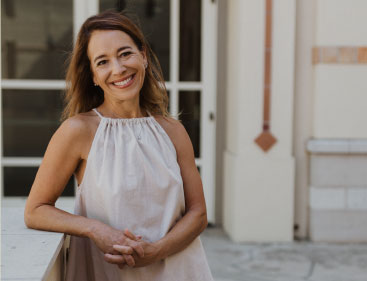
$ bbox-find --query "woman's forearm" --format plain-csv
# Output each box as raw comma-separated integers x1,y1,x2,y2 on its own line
25,204,144,261
155,208,207,260
24,203,100,239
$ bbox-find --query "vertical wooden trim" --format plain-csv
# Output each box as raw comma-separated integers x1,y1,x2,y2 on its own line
255,0,277,152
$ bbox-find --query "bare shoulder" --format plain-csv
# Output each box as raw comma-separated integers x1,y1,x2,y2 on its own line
153,115,192,153
51,111,100,154
154,115,186,137
59,111,99,137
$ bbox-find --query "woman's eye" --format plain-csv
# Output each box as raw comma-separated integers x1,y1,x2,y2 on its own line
97,60,107,66
120,51,132,57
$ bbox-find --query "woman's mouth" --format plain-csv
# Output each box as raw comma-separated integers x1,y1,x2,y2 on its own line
112,74,135,89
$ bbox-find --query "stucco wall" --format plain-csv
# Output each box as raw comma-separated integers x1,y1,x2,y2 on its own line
223,0,295,242
314,65,367,138
309,0,367,242
316,0,367,45
313,0,367,138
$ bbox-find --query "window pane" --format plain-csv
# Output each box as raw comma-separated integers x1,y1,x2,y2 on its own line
1,0,73,79
3,167,74,196
179,0,201,81
99,0,170,81
3,90,63,156
179,91,200,157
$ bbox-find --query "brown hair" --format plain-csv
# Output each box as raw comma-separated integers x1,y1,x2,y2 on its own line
62,11,169,120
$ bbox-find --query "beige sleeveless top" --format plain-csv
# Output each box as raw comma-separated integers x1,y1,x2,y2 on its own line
65,108,213,281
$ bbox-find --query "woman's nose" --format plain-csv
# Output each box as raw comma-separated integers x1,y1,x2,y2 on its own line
111,59,126,74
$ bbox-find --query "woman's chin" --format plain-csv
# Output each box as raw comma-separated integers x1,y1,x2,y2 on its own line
109,90,141,103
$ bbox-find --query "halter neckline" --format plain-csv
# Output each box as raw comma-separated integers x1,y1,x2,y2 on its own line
92,108,152,121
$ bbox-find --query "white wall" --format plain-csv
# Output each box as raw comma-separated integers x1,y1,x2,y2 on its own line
223,0,296,242
309,0,367,242
313,0,367,138
316,0,367,45
314,66,367,138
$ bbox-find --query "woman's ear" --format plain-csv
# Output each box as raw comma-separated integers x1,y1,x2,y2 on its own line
140,47,147,65
91,70,98,86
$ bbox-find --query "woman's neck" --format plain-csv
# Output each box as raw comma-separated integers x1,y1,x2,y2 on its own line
98,99,146,119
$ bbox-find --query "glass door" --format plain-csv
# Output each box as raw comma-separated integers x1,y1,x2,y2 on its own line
1,0,75,196
98,0,218,222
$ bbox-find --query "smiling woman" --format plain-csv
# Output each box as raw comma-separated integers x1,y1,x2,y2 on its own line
24,11,213,281
88,30,147,113
62,11,169,120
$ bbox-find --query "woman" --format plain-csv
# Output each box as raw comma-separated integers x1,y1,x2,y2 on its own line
24,11,213,281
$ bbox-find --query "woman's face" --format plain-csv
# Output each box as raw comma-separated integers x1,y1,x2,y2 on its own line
87,30,147,103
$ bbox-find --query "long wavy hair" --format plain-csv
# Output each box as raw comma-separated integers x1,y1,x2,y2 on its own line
62,11,169,120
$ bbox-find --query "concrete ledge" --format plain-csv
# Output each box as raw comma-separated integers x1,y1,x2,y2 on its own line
1,198,74,281
307,139,367,154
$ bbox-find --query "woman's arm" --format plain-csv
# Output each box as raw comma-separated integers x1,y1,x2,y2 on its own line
154,119,208,258
24,116,143,264
106,117,207,267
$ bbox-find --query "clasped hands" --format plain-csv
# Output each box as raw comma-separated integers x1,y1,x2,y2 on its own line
92,224,161,269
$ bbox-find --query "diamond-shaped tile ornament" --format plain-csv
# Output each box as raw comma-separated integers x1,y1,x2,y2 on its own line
255,131,277,152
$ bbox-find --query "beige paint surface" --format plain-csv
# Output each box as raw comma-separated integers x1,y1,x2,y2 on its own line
316,0,367,45
223,0,295,241
314,65,367,138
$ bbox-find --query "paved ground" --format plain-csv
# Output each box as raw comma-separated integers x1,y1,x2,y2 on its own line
201,227,367,281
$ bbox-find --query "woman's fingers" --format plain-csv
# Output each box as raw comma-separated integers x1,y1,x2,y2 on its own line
123,229,145,258
112,245,133,255
104,253,135,267
124,228,137,240
126,239,144,258
123,254,135,267
113,243,142,260
104,253,124,264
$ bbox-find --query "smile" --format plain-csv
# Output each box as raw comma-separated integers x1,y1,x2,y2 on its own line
112,74,135,88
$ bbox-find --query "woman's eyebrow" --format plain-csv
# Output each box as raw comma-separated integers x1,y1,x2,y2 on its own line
93,46,132,63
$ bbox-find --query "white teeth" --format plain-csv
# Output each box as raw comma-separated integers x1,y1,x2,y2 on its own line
113,75,133,86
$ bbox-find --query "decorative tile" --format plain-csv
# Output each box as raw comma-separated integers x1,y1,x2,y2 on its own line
312,47,320,64
338,47,357,63
321,47,338,63
357,47,367,63
313,46,367,64
255,131,277,152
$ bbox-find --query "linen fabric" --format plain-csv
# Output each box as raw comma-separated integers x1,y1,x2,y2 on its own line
65,108,213,281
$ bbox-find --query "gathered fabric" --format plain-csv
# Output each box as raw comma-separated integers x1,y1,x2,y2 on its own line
65,108,213,281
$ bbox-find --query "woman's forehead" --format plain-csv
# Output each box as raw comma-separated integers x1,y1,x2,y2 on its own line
88,30,136,56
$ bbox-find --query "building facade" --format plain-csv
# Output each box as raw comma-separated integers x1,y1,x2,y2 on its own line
1,0,367,242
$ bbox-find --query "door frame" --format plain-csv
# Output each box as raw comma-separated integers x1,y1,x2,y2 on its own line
1,0,218,224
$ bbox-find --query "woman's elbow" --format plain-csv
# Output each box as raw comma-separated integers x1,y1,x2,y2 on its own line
24,209,33,229
24,201,39,229
197,209,208,234
24,206,35,229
